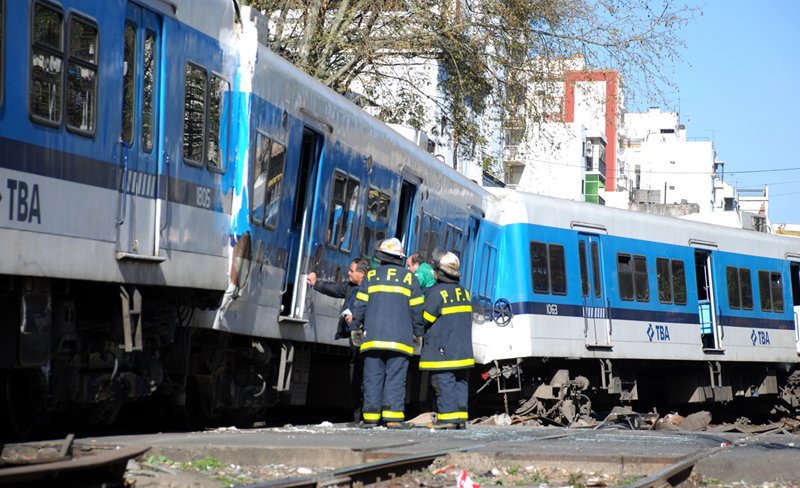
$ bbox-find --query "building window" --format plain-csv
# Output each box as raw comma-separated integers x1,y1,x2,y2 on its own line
726,266,753,310
250,131,285,229
530,242,567,295
65,15,97,135
326,172,359,252
183,62,207,164
30,2,63,125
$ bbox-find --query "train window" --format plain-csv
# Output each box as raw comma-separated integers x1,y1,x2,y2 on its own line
420,212,441,257
633,255,649,302
657,258,672,303
529,242,566,295
657,258,687,305
760,271,785,313
726,267,741,309
578,241,589,297
549,244,567,295
617,254,634,301
30,2,64,126
65,15,97,135
530,242,549,294
759,270,771,312
265,141,286,228
363,188,390,255
121,22,135,145
672,260,687,305
452,228,462,253
207,74,230,171
142,31,156,152
0,1,3,106
183,62,207,165
250,132,285,229
326,172,359,252
444,225,453,251
771,272,784,312
739,268,753,310
591,242,602,298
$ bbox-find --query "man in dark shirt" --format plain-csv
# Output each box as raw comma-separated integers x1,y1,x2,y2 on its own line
308,258,370,421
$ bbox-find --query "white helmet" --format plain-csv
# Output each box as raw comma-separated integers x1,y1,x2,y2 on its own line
438,252,461,278
377,237,405,258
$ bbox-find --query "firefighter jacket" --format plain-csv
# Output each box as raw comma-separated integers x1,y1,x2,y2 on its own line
312,279,358,339
351,264,424,355
418,281,475,370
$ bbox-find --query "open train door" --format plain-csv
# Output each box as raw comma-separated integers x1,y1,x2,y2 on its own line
279,127,323,323
578,233,611,348
116,2,164,262
790,261,800,354
395,170,420,252
693,247,721,350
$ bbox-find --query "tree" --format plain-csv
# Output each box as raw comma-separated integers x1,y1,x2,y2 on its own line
241,0,697,174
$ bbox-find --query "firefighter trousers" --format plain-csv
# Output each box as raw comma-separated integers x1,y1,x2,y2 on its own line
431,369,469,424
361,350,409,424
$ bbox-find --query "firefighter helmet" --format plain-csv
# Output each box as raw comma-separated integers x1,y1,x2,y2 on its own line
437,252,461,278
377,237,405,258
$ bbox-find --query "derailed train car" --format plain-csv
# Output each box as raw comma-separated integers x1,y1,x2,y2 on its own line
471,189,800,422
0,0,487,436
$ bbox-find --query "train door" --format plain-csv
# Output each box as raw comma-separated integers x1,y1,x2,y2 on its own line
395,175,418,251
462,216,481,289
790,262,800,353
117,3,163,260
578,234,610,347
694,250,720,349
280,127,322,322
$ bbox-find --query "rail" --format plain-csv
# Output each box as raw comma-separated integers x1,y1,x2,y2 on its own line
0,435,147,487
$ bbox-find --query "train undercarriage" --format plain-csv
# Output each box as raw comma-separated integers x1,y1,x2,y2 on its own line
476,357,800,426
0,274,352,438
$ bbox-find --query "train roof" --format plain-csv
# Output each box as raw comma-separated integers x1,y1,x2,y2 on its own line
489,188,800,259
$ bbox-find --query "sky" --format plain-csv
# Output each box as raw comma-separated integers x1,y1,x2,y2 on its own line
663,0,800,224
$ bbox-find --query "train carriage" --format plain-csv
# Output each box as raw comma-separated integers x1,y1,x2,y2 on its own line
0,0,490,435
472,189,800,420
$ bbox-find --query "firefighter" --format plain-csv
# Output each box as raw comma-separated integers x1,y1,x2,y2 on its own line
418,252,474,429
350,238,423,428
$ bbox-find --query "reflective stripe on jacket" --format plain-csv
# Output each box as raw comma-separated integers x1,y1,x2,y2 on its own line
351,264,423,355
419,281,474,370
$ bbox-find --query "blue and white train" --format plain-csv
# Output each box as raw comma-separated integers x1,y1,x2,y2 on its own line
472,189,800,422
1,0,799,436
0,0,486,435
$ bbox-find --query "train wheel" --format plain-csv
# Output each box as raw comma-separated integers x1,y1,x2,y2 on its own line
166,379,201,431
0,369,41,439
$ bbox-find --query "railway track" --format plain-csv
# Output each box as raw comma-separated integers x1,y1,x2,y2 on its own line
0,434,148,487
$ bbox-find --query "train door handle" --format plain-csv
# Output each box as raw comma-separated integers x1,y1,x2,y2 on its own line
116,139,130,226
160,153,171,231
280,231,295,294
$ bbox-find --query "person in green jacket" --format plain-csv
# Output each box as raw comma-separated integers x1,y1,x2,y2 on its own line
407,252,435,289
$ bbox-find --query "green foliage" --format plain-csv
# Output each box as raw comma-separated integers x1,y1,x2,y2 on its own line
241,0,698,170
505,464,521,475
183,456,224,471
144,454,172,466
